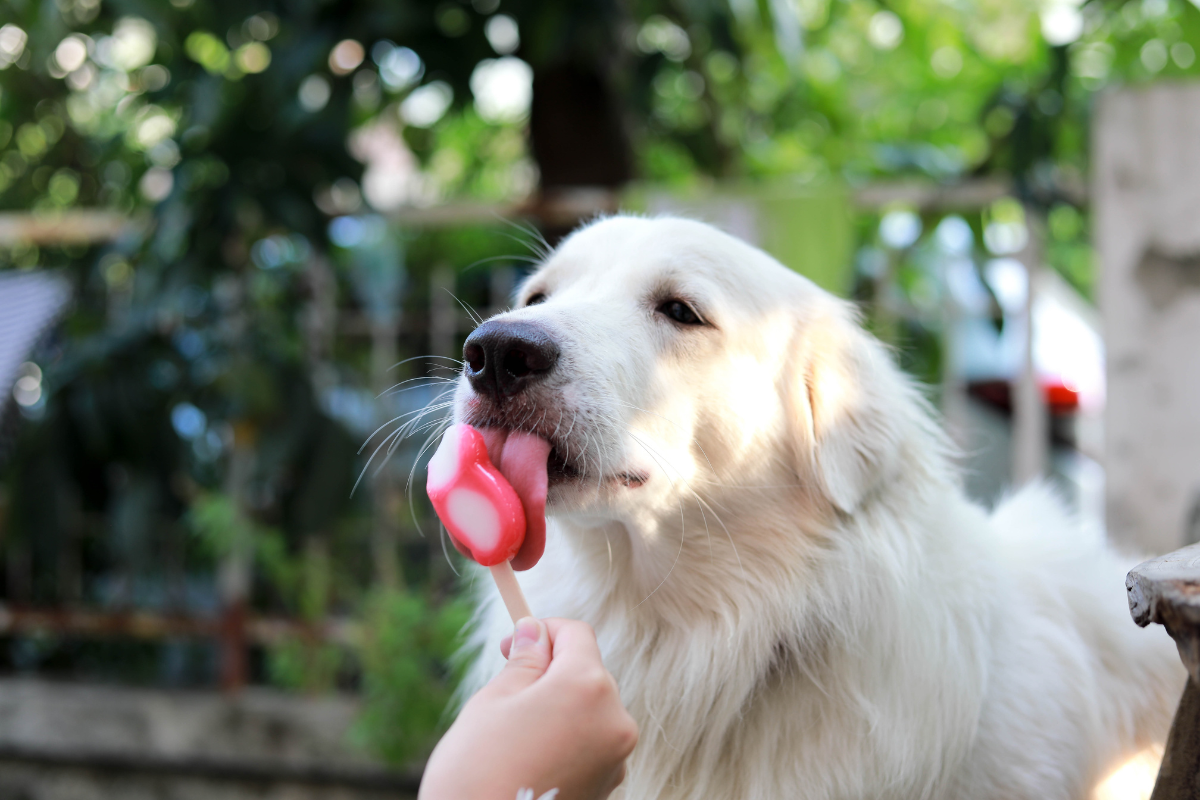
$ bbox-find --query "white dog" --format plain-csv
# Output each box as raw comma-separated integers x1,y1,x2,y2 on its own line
451,215,1185,800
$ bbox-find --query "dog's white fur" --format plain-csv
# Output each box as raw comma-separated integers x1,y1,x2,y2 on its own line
454,216,1185,800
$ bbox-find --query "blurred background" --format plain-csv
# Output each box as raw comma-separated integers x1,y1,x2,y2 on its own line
0,0,1197,795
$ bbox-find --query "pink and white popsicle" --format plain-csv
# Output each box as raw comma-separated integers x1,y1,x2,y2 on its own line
426,424,548,621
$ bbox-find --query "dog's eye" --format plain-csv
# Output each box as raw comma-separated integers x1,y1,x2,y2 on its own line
657,299,703,326
525,292,547,307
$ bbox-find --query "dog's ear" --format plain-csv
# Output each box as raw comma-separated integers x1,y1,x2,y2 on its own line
788,312,907,513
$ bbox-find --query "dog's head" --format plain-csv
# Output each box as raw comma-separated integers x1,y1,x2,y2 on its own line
453,216,936,578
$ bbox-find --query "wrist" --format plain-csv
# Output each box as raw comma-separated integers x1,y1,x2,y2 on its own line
419,778,559,800
418,759,559,800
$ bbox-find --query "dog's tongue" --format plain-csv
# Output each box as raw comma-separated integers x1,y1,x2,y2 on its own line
480,428,550,571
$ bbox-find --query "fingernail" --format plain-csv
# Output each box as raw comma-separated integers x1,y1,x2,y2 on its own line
512,617,541,651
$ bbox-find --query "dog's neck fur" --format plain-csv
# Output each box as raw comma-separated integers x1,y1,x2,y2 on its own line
492,414,985,799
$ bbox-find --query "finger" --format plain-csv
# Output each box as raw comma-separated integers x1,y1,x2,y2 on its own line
485,617,551,695
502,617,575,660
612,761,627,791
542,619,605,673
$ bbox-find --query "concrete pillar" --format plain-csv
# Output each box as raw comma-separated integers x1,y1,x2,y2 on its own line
1095,85,1200,555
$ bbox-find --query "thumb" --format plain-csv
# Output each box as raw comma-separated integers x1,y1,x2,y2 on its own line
488,617,551,695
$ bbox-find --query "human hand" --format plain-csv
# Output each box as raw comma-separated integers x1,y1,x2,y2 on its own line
419,617,639,800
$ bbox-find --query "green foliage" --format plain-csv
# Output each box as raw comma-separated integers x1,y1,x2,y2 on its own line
188,493,471,756
405,107,535,202
625,0,1200,192
1046,201,1092,296
187,490,299,603
351,589,471,766
267,636,345,693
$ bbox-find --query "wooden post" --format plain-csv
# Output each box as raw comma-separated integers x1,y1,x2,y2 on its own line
430,265,457,361
57,486,82,605
488,265,516,319
0,487,28,604
1150,679,1200,800
1011,208,1047,486
300,253,337,621
218,599,248,692
1127,544,1200,798
939,260,969,451
218,421,256,693
370,318,402,590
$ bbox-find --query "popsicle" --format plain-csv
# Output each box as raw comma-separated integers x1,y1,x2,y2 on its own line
426,424,546,622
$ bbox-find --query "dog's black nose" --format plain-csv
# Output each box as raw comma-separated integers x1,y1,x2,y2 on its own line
463,319,559,401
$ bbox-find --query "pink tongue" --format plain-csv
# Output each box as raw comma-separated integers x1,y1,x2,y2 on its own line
480,428,550,571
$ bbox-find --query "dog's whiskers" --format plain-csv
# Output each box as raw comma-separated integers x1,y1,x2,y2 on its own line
496,217,554,263
353,393,453,497
392,413,453,458
437,521,460,576
405,416,455,541
460,253,543,274
357,397,451,457
625,430,717,563
610,399,722,480
387,354,465,372
443,288,486,327
352,355,462,553
610,400,806,492
589,406,746,587
376,380,456,400
591,415,689,608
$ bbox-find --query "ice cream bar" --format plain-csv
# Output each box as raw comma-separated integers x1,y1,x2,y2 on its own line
427,424,532,621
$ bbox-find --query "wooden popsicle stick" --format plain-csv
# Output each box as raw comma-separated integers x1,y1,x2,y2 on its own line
489,560,533,623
